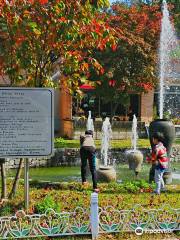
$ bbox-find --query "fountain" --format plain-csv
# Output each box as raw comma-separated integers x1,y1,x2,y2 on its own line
159,0,179,118
131,114,138,151
86,111,94,132
101,117,112,166
126,115,143,177
97,117,116,182
85,111,100,174
149,0,178,184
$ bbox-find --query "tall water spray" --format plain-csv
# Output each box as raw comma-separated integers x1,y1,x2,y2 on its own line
159,0,179,118
86,111,94,132
101,117,112,166
131,115,138,151
126,114,143,175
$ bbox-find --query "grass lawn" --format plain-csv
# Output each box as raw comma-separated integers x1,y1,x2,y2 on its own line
54,138,151,148
54,138,180,148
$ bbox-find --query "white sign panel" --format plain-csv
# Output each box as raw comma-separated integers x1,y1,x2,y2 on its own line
0,88,54,157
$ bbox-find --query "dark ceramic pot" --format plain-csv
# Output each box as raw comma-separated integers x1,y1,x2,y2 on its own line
148,119,175,184
149,119,175,157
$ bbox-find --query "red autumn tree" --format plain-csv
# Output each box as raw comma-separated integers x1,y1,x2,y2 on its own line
0,0,116,199
0,0,116,90
90,3,162,117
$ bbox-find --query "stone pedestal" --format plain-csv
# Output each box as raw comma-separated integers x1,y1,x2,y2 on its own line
163,170,172,185
97,166,116,182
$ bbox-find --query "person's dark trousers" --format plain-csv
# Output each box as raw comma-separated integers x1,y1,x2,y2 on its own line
80,146,97,189
149,164,156,183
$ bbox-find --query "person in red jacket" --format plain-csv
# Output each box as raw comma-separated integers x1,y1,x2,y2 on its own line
147,132,169,194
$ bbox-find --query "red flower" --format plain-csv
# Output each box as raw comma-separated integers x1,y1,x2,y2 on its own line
39,0,48,5
108,79,116,87
111,44,117,52
100,67,105,75
137,82,153,90
28,0,34,4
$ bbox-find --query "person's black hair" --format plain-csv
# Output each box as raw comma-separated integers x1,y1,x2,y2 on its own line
85,130,93,135
152,132,164,142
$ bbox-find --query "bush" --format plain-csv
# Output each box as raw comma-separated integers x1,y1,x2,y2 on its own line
35,195,60,214
0,203,13,216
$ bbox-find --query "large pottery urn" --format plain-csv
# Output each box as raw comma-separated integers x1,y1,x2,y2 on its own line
126,150,143,176
149,119,175,184
149,119,175,157
97,166,116,182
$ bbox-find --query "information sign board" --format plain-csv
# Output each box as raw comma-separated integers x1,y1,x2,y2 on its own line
0,88,54,157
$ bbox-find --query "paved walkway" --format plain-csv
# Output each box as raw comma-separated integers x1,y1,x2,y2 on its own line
172,172,180,179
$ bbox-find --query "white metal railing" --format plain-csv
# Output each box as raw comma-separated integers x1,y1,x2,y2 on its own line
0,193,179,239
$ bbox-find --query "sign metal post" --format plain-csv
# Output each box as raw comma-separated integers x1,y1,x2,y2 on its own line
0,88,54,211
24,158,29,210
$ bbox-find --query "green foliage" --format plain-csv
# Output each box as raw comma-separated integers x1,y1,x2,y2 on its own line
35,195,60,214
172,118,180,125
0,177,179,218
0,203,12,216
153,105,158,120
163,111,171,120
102,180,154,193
54,138,150,148
54,137,66,145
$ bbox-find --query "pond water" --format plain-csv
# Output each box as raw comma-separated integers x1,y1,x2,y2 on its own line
7,163,180,184
8,166,81,182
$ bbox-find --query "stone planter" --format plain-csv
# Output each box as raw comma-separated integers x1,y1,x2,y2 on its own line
97,166,116,182
163,170,172,185
126,150,143,176
126,151,135,170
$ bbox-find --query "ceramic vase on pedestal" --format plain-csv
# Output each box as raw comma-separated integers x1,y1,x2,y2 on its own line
97,166,116,182
149,119,175,184
127,150,143,177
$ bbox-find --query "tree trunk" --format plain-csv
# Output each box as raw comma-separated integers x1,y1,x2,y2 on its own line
9,158,23,199
110,102,119,121
0,161,7,199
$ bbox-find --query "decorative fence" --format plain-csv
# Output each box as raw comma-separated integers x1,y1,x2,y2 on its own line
0,193,179,239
